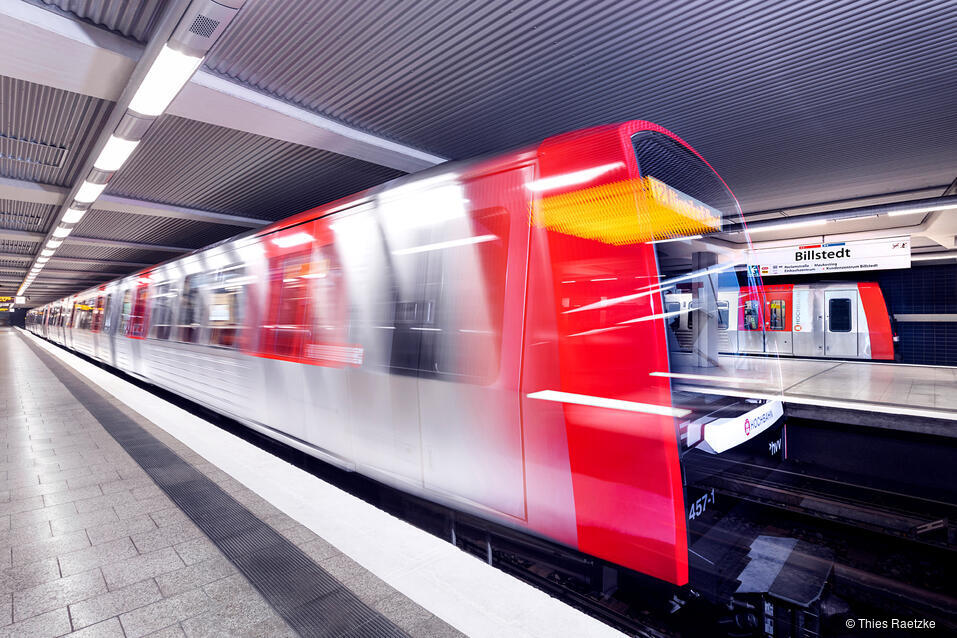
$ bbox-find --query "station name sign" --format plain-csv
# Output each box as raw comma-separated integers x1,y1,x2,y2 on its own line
748,236,910,277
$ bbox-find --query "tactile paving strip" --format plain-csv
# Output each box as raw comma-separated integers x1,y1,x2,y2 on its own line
24,336,408,638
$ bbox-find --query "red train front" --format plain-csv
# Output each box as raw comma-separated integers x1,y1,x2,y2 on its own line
27,120,786,589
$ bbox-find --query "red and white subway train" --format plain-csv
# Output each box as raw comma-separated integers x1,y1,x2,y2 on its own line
665,282,896,360
29,121,789,589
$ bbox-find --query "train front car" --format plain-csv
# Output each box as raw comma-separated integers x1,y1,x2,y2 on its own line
522,121,784,590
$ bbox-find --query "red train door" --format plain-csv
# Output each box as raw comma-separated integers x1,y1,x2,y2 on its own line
764,286,793,354
738,288,765,353
259,222,319,442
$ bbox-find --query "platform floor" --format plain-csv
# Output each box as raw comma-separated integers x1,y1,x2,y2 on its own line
670,353,957,422
3,328,624,638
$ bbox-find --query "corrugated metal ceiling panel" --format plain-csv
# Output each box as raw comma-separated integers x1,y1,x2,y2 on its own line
54,243,184,265
0,240,37,254
36,0,166,42
0,75,113,187
0,200,58,233
206,0,957,211
76,209,247,249
107,115,405,221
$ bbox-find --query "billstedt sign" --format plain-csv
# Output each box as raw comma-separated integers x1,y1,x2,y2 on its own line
748,236,911,277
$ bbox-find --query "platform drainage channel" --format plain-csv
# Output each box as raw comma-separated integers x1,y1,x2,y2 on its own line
25,337,408,638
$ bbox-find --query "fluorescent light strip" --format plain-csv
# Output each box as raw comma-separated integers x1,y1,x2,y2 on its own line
63,208,86,224
94,135,140,172
911,253,957,262
887,202,957,216
75,181,107,203
527,389,690,418
392,234,496,256
52,226,72,238
129,45,204,117
746,219,828,234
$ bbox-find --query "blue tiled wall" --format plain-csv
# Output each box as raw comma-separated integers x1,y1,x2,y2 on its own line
748,263,957,365
876,264,957,366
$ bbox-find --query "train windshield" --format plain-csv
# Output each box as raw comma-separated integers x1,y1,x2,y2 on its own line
634,131,784,451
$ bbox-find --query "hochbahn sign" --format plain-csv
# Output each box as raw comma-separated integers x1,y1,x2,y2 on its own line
748,236,911,277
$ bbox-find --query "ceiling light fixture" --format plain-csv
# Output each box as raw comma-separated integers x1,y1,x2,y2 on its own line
93,135,141,172
16,1,245,298
887,202,957,216
746,219,829,234
75,180,107,203
128,45,204,117
62,208,87,224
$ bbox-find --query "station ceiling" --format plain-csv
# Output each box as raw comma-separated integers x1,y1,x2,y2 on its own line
1,0,955,304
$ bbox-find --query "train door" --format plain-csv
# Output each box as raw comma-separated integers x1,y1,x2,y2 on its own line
260,224,317,444
824,289,858,357
738,288,765,353
101,288,118,367
764,287,792,354
791,285,823,357
113,285,132,369
91,294,105,361
415,180,527,520
296,222,353,463
716,291,737,353
338,201,424,484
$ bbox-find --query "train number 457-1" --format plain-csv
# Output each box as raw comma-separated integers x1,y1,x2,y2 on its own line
687,488,716,521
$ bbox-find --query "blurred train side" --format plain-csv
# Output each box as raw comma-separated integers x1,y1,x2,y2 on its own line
27,121,744,587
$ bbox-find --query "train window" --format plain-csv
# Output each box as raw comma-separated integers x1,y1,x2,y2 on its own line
207,264,247,349
148,283,174,340
717,301,729,330
270,254,312,357
306,246,348,358
125,285,149,337
632,131,737,216
768,300,787,331
80,302,94,330
119,290,134,334
92,296,104,332
175,274,207,343
103,294,115,335
743,300,760,330
666,301,681,333
420,205,510,383
829,298,852,332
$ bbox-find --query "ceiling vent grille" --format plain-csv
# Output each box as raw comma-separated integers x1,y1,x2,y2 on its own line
189,14,220,38
0,134,67,168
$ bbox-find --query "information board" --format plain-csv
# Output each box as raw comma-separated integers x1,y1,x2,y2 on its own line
748,236,910,277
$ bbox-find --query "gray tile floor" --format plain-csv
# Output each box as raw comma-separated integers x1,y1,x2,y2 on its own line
0,330,463,638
